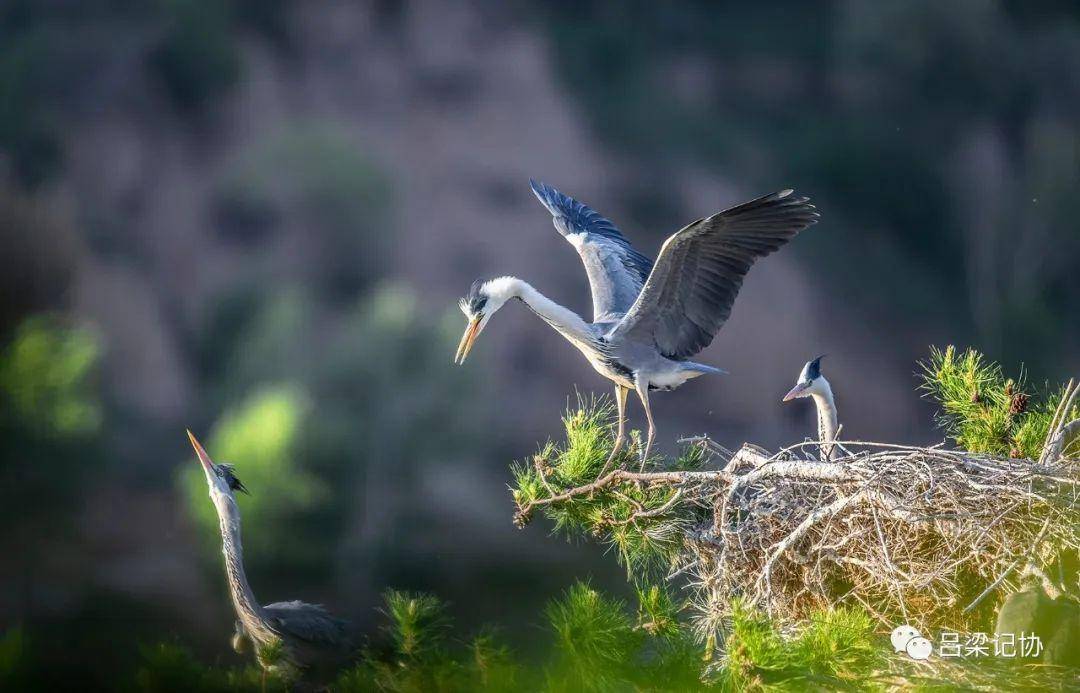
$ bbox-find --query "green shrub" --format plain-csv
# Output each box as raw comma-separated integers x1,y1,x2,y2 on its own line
545,581,641,689
919,345,1079,459
511,397,703,575
134,641,283,693
381,590,450,662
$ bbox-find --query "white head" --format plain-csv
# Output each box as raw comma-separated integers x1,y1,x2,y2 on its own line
187,430,249,512
454,277,518,364
782,355,828,402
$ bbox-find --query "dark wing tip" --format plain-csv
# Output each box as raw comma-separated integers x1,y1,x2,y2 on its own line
529,179,557,209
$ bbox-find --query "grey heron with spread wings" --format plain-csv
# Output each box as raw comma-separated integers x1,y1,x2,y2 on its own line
186,431,354,681
455,181,818,467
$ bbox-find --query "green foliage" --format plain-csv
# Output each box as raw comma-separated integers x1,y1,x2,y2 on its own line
337,581,706,692
717,601,882,691
469,628,520,691
545,581,641,689
134,641,284,693
188,281,486,591
919,345,1079,459
336,591,482,692
636,583,681,639
0,315,107,595
380,590,451,662
256,637,287,669
11,595,1080,691
179,385,329,572
555,399,617,485
512,398,699,575
0,627,28,690
792,609,879,684
0,316,101,436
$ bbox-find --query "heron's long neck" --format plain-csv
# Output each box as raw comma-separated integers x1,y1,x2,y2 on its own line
811,378,838,460
216,500,273,641
510,279,595,346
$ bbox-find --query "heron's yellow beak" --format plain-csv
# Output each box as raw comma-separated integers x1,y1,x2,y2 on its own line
454,316,482,364
782,384,807,402
187,429,214,472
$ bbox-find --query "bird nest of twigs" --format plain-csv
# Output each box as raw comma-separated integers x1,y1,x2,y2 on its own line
512,402,1080,639
687,438,1079,633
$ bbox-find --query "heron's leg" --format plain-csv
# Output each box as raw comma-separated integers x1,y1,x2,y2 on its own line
634,377,655,471
597,385,630,479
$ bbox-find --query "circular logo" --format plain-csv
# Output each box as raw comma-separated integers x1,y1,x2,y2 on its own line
905,636,933,660
891,625,921,653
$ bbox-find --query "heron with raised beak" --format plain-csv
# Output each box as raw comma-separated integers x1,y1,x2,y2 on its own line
456,180,818,468
186,430,354,680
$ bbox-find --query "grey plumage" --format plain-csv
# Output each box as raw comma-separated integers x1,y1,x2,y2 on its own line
612,189,818,359
263,601,351,646
530,179,653,322
457,182,818,466
186,431,354,680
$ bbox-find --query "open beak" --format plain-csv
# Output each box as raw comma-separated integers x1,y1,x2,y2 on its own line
782,384,808,402
454,316,482,364
187,429,214,473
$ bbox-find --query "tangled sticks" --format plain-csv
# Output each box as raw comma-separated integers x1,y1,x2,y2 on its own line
513,396,1080,636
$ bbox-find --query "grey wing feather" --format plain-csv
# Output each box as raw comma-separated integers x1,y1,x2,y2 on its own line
530,180,653,322
264,600,352,647
612,190,818,359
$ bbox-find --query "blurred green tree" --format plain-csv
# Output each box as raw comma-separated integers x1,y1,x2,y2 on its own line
183,283,486,586
0,316,101,436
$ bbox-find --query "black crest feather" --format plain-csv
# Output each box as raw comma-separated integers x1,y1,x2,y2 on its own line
459,279,487,316
805,354,826,381
218,463,249,495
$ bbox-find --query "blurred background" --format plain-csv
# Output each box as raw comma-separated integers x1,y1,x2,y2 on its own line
1,0,1078,684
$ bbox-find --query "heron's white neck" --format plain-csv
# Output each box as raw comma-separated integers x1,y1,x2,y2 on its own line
214,497,273,642
491,277,594,344
810,377,838,460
